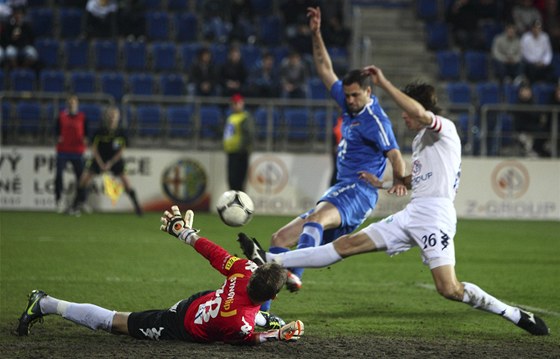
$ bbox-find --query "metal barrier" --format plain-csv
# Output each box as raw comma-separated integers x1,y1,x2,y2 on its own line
0,92,114,146
121,94,339,153
480,104,559,157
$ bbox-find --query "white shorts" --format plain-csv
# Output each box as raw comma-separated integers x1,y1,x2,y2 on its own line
362,198,457,269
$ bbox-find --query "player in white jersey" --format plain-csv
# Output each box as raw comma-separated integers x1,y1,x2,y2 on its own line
239,65,550,336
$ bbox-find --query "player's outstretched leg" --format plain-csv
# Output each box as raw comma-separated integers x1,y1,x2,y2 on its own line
516,309,550,336
237,233,266,265
15,290,47,336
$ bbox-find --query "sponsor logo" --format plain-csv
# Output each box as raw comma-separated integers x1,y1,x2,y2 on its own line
249,156,288,194
225,256,239,270
161,159,207,204
491,161,529,199
412,159,421,175
139,327,164,340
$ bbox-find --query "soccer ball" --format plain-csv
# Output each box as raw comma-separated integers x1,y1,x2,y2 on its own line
216,190,254,227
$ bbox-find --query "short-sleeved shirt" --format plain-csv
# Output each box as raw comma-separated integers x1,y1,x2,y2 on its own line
91,127,128,161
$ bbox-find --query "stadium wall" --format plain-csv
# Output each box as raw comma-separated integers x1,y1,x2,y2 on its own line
1,146,559,220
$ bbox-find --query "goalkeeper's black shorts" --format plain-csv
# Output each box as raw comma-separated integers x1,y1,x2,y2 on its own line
127,290,212,341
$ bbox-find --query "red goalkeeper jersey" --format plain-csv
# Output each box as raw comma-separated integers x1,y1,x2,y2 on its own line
184,237,260,344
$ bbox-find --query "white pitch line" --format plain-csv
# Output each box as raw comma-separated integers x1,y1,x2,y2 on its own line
415,282,560,317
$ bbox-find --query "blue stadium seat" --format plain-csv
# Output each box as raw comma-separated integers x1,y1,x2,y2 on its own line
40,70,66,93
58,8,84,39
209,44,228,66
476,82,500,106
99,72,125,102
92,39,119,70
80,103,104,131
259,15,283,46
167,0,188,11
447,82,472,104
313,110,338,141
2,101,11,135
160,74,186,96
129,73,155,95
308,77,328,100
436,50,460,80
180,43,203,71
199,106,223,139
174,12,198,42
532,83,555,104
425,22,449,50
10,69,36,91
251,0,273,15
64,39,89,69
28,7,54,38
35,38,59,68
240,44,262,69
254,107,281,140
166,106,193,137
70,71,96,94
135,105,162,136
553,52,560,79
15,101,42,135
502,83,520,104
284,108,310,141
0,70,4,91
480,21,503,50
123,41,147,72
146,12,170,41
152,41,177,72
143,0,162,10
416,0,438,20
464,51,489,81
272,45,290,64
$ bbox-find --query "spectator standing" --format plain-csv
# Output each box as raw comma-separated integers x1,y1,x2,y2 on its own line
189,47,219,96
248,51,280,98
280,50,309,99
491,23,524,83
0,6,37,69
85,0,118,39
520,20,554,83
72,106,143,216
223,94,255,191
220,45,248,97
54,94,88,213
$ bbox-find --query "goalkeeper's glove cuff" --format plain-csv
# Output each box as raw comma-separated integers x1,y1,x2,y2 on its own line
177,228,199,245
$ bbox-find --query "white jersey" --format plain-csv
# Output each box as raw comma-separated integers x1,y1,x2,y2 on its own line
410,112,461,202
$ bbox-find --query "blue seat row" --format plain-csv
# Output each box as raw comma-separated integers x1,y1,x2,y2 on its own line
446,81,557,105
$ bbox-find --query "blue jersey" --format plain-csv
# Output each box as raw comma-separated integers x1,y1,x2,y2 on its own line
330,80,399,182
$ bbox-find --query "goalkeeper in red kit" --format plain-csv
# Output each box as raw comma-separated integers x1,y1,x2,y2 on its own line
15,206,304,345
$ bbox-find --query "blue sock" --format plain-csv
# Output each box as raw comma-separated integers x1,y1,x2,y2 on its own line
261,246,290,311
292,222,324,278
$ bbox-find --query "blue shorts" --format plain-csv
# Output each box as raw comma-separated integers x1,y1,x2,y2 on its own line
300,180,378,244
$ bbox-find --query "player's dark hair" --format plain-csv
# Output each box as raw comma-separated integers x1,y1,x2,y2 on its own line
402,82,441,115
342,69,370,89
247,263,287,303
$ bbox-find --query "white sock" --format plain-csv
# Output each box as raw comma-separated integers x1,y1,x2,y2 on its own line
39,295,62,315
269,242,342,268
62,302,116,332
462,282,521,323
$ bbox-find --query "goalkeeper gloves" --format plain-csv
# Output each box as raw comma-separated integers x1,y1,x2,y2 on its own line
259,320,304,342
160,205,199,244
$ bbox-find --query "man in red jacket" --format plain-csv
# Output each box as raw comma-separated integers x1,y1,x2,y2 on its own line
54,94,88,213
15,206,304,345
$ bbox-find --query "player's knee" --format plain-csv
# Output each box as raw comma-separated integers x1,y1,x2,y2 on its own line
270,230,292,248
435,282,463,301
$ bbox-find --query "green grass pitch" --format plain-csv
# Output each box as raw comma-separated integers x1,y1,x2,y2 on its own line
1,211,559,349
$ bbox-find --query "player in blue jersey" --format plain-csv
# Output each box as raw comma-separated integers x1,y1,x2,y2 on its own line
252,6,407,312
